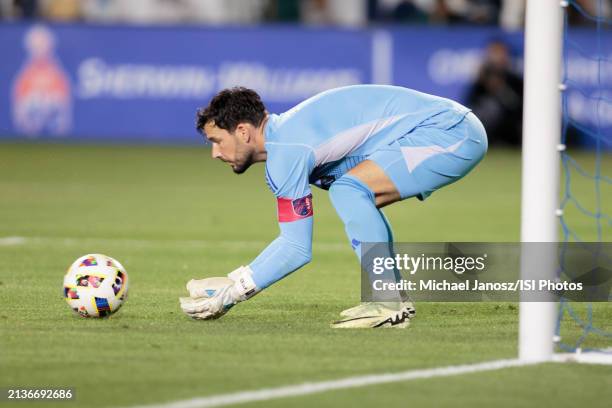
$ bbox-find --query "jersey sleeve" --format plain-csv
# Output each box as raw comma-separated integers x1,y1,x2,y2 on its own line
248,143,316,289
264,143,314,199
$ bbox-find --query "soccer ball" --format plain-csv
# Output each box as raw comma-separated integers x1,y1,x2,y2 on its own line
63,254,128,318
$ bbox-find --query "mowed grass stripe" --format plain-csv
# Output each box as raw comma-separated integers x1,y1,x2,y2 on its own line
124,359,533,408
0,235,348,252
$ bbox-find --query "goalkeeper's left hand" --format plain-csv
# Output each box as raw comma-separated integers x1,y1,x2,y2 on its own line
179,266,258,320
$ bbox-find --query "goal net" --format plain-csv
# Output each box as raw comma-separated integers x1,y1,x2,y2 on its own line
555,0,612,357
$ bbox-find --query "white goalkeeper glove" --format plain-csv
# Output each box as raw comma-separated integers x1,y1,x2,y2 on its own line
179,266,258,320
331,301,416,328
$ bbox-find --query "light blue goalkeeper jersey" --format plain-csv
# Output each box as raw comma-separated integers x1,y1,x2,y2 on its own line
249,84,471,289
263,84,470,198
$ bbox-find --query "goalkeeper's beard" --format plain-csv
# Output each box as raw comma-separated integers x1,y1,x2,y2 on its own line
231,145,255,174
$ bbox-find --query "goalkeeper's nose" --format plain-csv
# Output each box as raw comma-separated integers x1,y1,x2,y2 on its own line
211,143,223,160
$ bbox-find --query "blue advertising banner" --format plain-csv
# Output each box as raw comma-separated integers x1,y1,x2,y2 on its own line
389,26,523,104
0,22,609,146
563,29,612,147
0,23,370,143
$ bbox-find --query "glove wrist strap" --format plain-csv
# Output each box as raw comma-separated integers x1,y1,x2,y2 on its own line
228,265,259,301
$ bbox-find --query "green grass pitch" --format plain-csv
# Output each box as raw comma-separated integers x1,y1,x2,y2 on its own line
0,142,610,408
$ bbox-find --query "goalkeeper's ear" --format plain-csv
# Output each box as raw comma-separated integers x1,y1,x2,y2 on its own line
235,123,252,144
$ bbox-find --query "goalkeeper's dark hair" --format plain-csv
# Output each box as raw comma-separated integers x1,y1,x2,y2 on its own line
196,87,266,134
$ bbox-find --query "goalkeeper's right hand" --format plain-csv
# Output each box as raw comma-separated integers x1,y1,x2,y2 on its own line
179,266,258,320
185,276,236,299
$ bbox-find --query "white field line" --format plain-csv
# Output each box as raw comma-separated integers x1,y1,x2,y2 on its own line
553,349,612,365
0,236,348,253
0,236,27,246
124,359,535,408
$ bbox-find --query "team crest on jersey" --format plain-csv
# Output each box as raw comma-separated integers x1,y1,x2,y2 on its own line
12,25,72,137
292,195,312,216
277,194,313,222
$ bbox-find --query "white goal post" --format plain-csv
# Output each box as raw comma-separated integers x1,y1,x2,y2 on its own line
519,0,564,362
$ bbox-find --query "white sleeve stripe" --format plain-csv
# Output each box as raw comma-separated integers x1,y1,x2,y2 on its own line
313,113,407,166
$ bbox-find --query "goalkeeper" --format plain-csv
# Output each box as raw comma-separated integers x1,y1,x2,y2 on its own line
180,85,487,328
